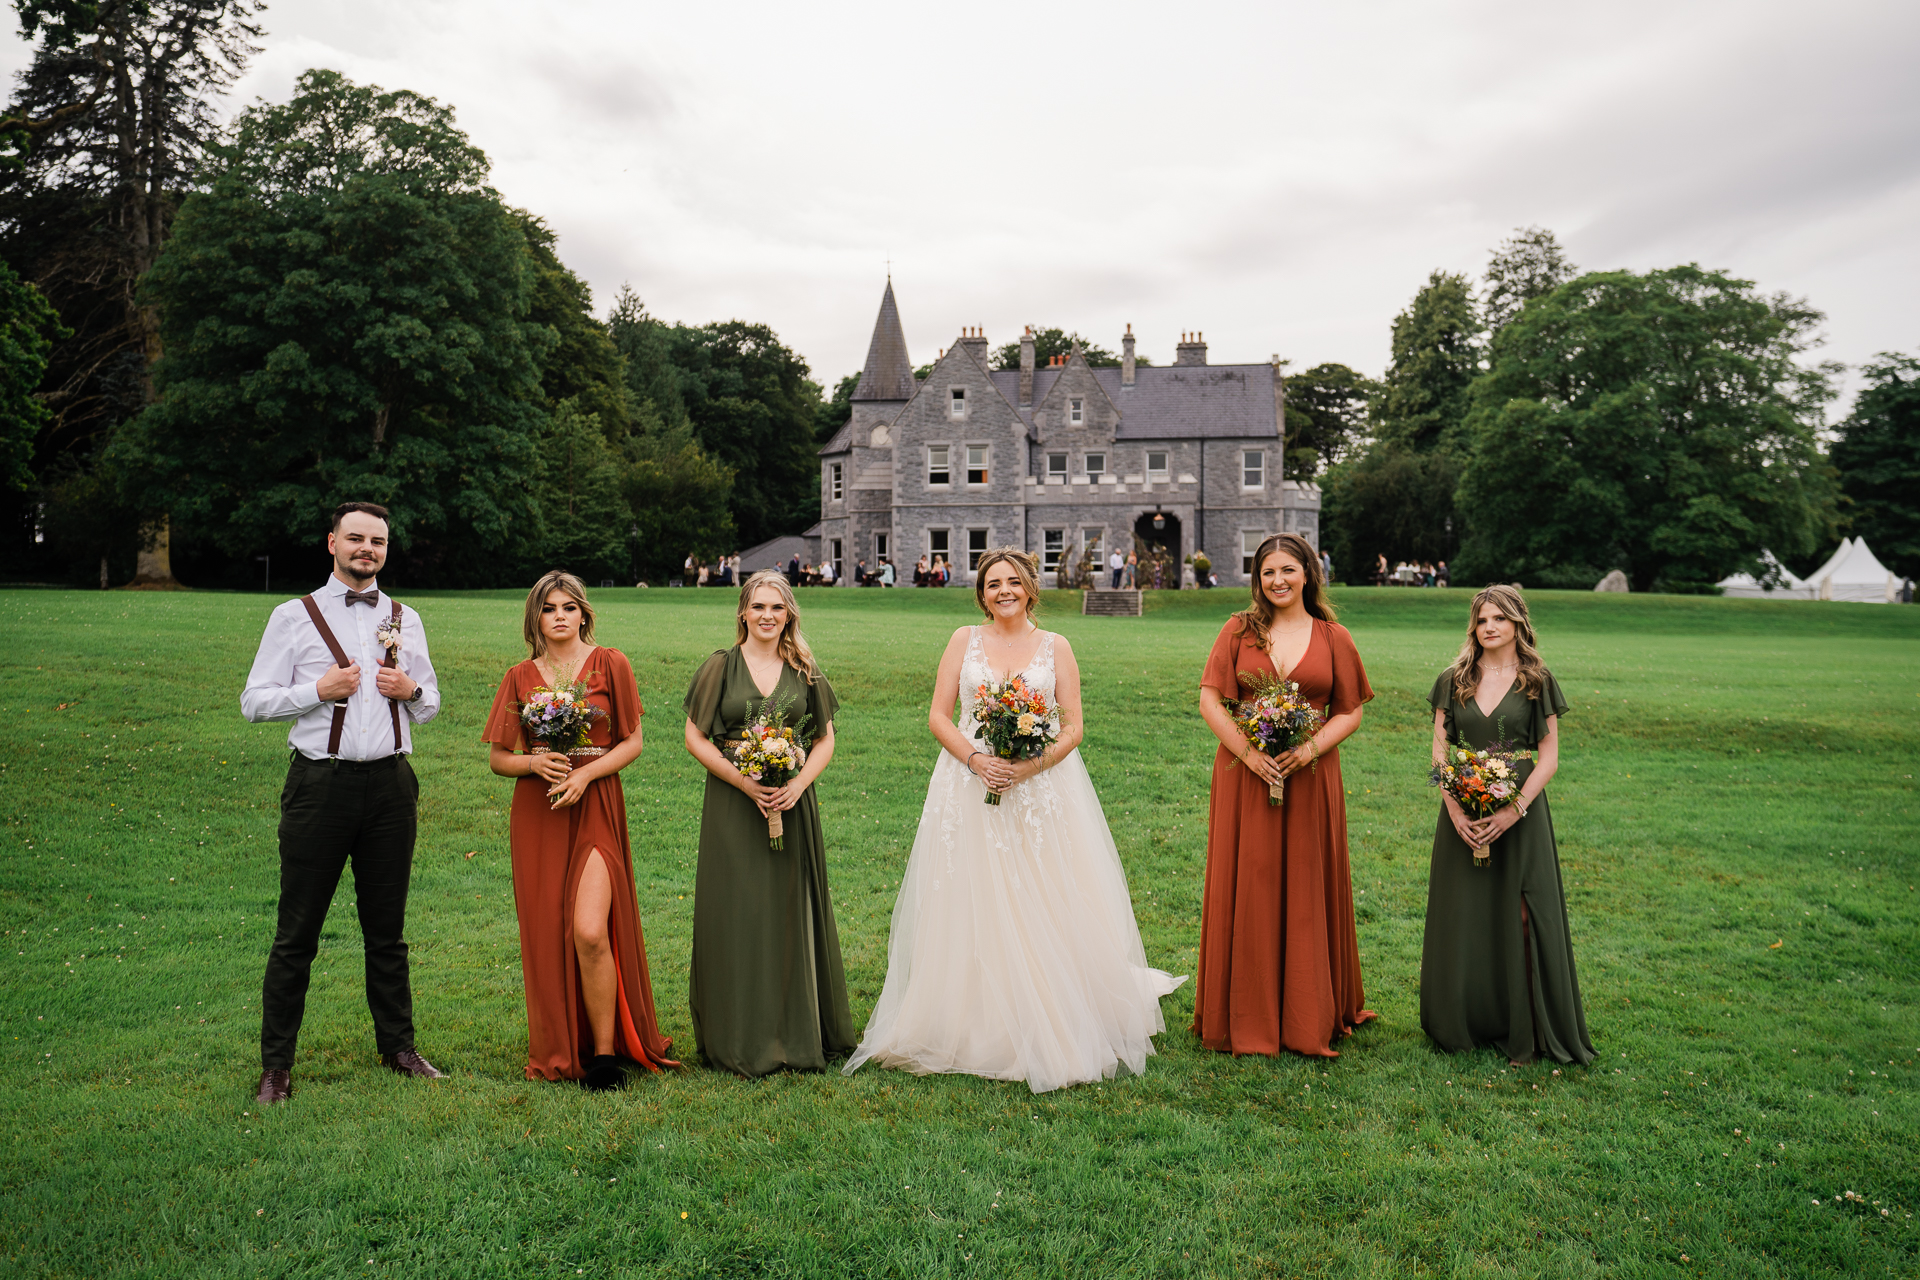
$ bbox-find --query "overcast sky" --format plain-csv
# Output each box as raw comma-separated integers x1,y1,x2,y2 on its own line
10,0,1915,404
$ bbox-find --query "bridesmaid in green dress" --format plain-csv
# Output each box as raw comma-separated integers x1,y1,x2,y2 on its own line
681,570,855,1076
1421,584,1595,1066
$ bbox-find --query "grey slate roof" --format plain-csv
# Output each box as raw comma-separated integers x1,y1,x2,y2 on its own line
986,364,1279,439
851,280,916,402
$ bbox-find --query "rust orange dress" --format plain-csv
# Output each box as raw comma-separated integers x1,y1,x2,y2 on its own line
1194,616,1377,1057
482,647,677,1081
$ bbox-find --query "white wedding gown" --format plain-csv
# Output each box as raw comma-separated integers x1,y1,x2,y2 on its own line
844,628,1186,1094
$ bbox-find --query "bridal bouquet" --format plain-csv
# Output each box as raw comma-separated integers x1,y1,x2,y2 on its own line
1232,671,1325,806
1428,731,1533,868
727,691,812,849
971,674,1060,806
518,669,605,755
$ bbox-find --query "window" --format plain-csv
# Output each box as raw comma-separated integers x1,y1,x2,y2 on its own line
1084,452,1106,478
1082,529,1102,563
1242,530,1266,577
1146,451,1169,480
1069,397,1084,425
966,444,989,485
875,531,889,560
1043,529,1065,574
830,538,845,582
928,528,950,560
829,462,843,502
1047,452,1067,481
927,445,950,486
1242,450,1265,489
949,387,967,419
967,528,989,572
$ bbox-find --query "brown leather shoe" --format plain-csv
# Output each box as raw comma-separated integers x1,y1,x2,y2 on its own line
381,1048,447,1080
256,1068,293,1105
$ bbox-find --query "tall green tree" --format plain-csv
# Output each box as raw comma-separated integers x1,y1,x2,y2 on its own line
1282,361,1373,480
1321,449,1461,582
606,284,686,431
117,68,554,585
1830,351,1920,581
1373,270,1483,454
665,320,822,548
0,0,264,577
525,397,631,582
0,258,63,491
1455,265,1837,592
519,215,630,440
624,423,735,583
816,371,858,442
1483,226,1577,333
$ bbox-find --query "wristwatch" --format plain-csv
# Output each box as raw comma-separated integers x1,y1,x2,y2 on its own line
406,683,425,704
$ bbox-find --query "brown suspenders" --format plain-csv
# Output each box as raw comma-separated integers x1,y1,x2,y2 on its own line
299,594,405,757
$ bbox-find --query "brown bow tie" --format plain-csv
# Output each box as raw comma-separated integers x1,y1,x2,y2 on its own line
344,589,379,606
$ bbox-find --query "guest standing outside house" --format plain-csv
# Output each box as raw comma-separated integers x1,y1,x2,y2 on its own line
1124,552,1138,588
787,555,801,588
1110,549,1125,589
1320,550,1333,584
1374,554,1388,587
1193,532,1376,1057
240,502,446,1106
880,559,895,587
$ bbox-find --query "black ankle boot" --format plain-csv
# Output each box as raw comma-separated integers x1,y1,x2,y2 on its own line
582,1054,624,1092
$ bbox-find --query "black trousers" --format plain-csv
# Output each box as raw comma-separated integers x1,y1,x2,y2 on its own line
260,753,419,1069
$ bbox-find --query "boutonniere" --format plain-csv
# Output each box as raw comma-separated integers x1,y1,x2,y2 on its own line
375,615,402,656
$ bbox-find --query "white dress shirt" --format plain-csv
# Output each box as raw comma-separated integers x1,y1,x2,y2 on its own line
240,576,442,761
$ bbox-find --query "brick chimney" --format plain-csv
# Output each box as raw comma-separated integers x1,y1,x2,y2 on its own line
958,325,989,368
1175,331,1207,367
1121,324,1136,387
1019,325,1034,404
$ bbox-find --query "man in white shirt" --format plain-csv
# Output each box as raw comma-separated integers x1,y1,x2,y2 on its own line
1109,548,1125,589
240,502,446,1105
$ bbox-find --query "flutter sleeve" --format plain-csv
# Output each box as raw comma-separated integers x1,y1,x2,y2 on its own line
604,648,643,742
1527,670,1570,745
481,665,526,748
807,668,840,735
1327,622,1375,716
1200,621,1243,699
682,650,731,740
1428,670,1458,744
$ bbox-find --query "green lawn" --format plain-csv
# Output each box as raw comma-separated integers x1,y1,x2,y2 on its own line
1,584,1915,1278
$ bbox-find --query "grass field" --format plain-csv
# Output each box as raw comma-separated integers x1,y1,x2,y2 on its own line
1,583,1915,1278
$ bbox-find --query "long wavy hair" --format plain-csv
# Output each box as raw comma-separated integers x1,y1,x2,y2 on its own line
522,569,598,659
1445,583,1548,704
735,570,819,684
972,547,1041,620
1232,532,1336,649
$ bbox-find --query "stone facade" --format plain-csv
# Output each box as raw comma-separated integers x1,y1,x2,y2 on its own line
816,282,1319,587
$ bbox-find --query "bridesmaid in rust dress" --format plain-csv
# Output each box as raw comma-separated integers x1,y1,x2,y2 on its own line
484,570,677,1089
1194,532,1377,1057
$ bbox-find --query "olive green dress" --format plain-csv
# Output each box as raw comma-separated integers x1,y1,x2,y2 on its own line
683,648,855,1076
1420,670,1595,1065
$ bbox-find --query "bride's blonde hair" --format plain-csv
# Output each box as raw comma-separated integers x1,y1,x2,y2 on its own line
735,570,820,684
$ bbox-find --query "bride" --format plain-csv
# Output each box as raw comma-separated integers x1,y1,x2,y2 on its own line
844,548,1185,1093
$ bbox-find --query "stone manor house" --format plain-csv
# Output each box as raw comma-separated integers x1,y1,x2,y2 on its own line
809,281,1319,587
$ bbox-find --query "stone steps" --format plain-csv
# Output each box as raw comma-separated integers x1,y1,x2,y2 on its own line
1081,589,1143,617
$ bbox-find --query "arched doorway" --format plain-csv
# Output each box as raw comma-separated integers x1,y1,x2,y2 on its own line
1133,511,1182,590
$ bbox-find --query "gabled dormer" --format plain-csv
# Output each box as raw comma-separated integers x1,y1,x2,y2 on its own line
890,333,1027,511
1032,343,1121,488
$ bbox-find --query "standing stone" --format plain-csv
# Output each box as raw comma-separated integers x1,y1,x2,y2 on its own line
1594,569,1629,593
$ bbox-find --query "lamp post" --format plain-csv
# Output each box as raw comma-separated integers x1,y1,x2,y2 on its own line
629,524,639,585
255,554,270,593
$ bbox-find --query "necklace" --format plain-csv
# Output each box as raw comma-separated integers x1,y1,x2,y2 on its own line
989,622,1035,648
1482,660,1517,674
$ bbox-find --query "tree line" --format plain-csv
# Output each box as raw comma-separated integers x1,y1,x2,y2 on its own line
0,5,829,589
1293,228,1919,591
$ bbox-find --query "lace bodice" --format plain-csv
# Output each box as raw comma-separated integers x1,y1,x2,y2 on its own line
959,626,1057,721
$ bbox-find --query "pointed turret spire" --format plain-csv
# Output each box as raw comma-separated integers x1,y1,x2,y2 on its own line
852,279,915,401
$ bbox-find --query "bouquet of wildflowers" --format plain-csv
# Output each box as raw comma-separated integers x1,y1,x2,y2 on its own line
970,675,1060,806
518,667,605,755
1232,671,1325,806
1428,730,1533,868
727,691,812,848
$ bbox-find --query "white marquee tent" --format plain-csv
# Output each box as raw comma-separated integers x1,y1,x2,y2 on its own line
1721,538,1907,603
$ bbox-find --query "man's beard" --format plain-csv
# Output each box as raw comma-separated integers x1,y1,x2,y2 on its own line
338,553,381,586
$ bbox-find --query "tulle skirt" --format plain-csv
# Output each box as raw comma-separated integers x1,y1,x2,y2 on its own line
844,748,1186,1094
